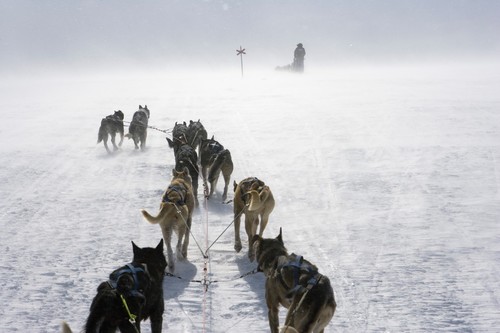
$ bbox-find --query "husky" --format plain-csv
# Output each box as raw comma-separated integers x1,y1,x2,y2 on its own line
62,240,167,333
125,105,150,150
186,119,207,152
233,177,275,261
253,229,336,333
200,136,233,201
141,168,195,273
166,121,189,155
173,142,200,206
97,110,124,154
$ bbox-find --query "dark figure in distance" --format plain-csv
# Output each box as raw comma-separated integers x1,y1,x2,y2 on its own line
293,43,306,73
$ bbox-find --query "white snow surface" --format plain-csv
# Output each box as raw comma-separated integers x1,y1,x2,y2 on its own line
1,65,500,332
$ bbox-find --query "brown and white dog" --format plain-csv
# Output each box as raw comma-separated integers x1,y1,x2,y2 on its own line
253,229,336,333
233,177,275,261
142,168,195,273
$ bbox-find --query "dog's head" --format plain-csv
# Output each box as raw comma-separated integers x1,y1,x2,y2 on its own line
172,167,193,186
187,119,205,133
132,239,167,282
114,110,124,120
175,145,197,170
172,121,188,138
252,228,287,274
138,105,150,118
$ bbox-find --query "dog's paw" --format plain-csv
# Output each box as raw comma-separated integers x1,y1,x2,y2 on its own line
177,251,186,261
234,241,242,253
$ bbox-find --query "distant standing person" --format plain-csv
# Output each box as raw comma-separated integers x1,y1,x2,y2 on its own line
293,43,306,73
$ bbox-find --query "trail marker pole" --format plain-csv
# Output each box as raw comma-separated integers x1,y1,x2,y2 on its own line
236,46,246,77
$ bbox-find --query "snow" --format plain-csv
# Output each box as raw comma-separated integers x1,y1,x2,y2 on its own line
1,64,500,332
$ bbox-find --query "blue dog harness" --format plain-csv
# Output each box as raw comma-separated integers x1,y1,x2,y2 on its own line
162,184,187,206
278,254,322,296
108,263,146,296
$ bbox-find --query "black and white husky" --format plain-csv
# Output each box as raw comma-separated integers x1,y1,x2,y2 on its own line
97,110,124,153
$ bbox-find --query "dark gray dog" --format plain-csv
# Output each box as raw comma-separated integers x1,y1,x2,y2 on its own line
126,105,150,150
97,110,124,153
186,119,207,152
166,121,189,155
199,136,233,201
252,229,336,333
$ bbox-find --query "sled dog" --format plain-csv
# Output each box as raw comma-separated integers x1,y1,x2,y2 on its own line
142,168,195,272
126,105,150,150
253,229,336,333
233,177,274,261
166,121,189,154
97,110,124,153
173,142,199,206
186,119,207,152
200,136,233,201
62,240,167,333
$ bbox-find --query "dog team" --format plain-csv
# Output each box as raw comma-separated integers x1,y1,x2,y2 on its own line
66,106,336,332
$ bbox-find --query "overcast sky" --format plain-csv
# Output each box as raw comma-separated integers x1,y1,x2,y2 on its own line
1,0,499,73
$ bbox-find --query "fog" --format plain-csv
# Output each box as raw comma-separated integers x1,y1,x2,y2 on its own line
2,0,500,75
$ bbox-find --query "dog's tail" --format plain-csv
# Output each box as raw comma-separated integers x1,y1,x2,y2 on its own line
97,118,108,144
247,186,271,211
208,149,231,183
61,321,72,333
142,203,184,224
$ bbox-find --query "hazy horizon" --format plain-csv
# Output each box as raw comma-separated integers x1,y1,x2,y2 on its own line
1,0,500,75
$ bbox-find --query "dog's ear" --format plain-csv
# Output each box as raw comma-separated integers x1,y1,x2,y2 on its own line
251,234,261,244
190,120,194,124
211,135,214,140
156,239,164,252
251,235,261,255
277,228,283,244
132,241,140,255
233,180,238,192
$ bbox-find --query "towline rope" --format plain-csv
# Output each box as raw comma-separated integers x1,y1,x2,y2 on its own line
202,183,210,333
169,190,259,333
123,120,172,134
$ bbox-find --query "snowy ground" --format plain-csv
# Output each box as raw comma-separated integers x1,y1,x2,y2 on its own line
1,64,499,332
